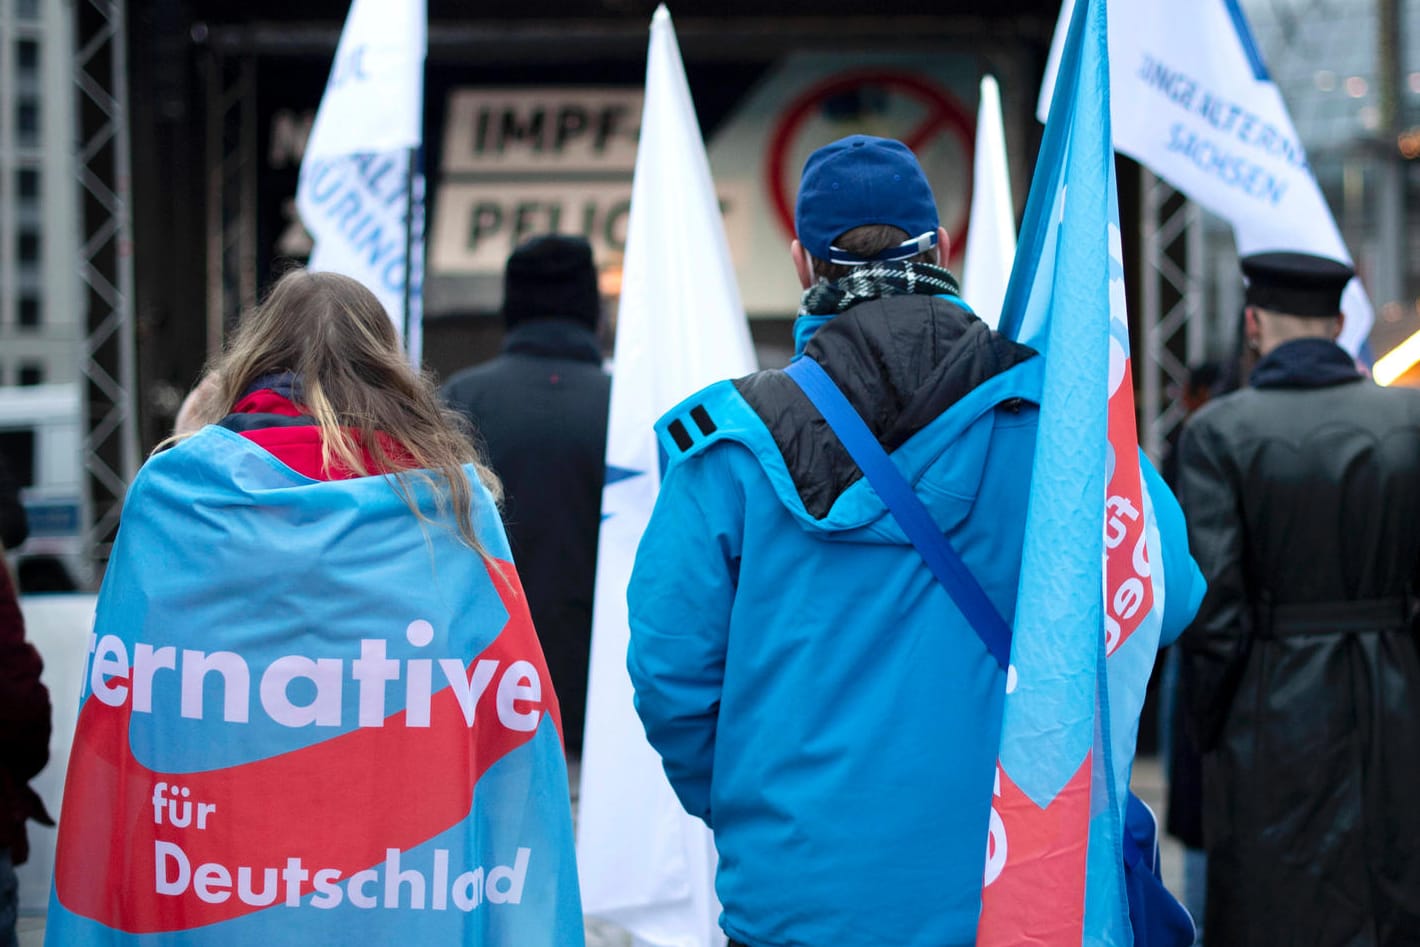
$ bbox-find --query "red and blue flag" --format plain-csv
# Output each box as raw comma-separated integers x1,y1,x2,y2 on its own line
45,426,584,945
978,0,1173,942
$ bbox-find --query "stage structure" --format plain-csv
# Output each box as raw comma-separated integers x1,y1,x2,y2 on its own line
75,0,140,565
203,45,258,356
82,0,1238,569
1139,170,1207,462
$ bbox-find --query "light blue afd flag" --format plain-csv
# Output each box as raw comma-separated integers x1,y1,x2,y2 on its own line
979,0,1166,942
45,426,583,946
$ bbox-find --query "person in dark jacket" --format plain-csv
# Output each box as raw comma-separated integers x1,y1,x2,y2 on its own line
442,234,610,759
1160,361,1223,491
1157,359,1227,936
0,541,51,947
1178,251,1420,946
0,455,27,554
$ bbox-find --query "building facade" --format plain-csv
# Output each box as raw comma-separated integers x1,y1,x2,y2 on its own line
0,0,79,389
1242,0,1419,358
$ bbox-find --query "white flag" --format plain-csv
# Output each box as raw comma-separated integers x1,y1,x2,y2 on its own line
1040,0,1373,355
296,0,426,362
576,7,755,947
961,75,1017,330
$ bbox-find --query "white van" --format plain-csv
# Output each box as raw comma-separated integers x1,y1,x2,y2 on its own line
0,382,89,590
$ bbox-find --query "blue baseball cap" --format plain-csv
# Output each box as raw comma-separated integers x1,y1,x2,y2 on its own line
794,135,940,266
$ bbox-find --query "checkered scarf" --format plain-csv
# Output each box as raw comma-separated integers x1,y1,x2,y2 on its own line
798,260,962,316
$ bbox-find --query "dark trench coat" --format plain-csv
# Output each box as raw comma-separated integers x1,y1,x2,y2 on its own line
1178,340,1420,946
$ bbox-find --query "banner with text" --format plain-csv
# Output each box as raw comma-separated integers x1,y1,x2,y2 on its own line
427,86,753,315
1041,0,1372,354
429,88,641,290
44,427,583,945
297,0,426,361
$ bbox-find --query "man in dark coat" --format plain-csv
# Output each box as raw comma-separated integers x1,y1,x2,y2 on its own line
0,455,26,554
1178,251,1420,946
0,455,51,946
442,234,610,758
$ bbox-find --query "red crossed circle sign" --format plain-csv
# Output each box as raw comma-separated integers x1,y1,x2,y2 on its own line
765,70,976,255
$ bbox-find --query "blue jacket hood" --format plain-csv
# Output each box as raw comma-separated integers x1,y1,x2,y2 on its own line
629,293,1202,947
655,294,1043,542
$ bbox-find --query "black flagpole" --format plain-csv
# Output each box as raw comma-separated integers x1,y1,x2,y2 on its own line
402,147,417,366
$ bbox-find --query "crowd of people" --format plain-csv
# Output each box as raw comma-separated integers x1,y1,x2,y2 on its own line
3,133,1414,946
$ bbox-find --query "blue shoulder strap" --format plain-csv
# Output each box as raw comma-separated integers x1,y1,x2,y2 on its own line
784,357,1013,670
786,359,1188,943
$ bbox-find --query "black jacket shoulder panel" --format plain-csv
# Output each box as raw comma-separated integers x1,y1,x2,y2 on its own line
735,295,1037,519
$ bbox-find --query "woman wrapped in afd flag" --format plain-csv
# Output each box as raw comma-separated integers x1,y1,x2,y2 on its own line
45,270,585,946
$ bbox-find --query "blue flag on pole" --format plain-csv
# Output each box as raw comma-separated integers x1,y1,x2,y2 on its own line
979,0,1178,942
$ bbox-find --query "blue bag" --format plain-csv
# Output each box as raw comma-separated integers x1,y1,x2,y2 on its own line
1124,794,1198,945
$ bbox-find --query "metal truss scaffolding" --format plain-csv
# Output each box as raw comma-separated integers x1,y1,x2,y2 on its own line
203,47,257,358
76,0,140,566
1140,169,1207,462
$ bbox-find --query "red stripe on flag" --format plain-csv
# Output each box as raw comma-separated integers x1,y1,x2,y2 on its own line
1104,359,1153,655
53,559,560,933
977,754,1092,946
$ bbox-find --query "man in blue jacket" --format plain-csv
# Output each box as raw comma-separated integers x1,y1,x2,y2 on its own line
626,135,1202,947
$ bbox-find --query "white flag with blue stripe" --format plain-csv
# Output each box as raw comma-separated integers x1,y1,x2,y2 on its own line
1042,0,1372,355
576,7,755,947
296,0,426,363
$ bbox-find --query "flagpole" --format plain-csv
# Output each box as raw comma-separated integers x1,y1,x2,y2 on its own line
402,146,416,365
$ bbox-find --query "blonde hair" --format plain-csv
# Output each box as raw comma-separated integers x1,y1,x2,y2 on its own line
174,269,500,554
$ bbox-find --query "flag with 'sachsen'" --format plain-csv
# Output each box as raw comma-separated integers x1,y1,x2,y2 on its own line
45,425,584,946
